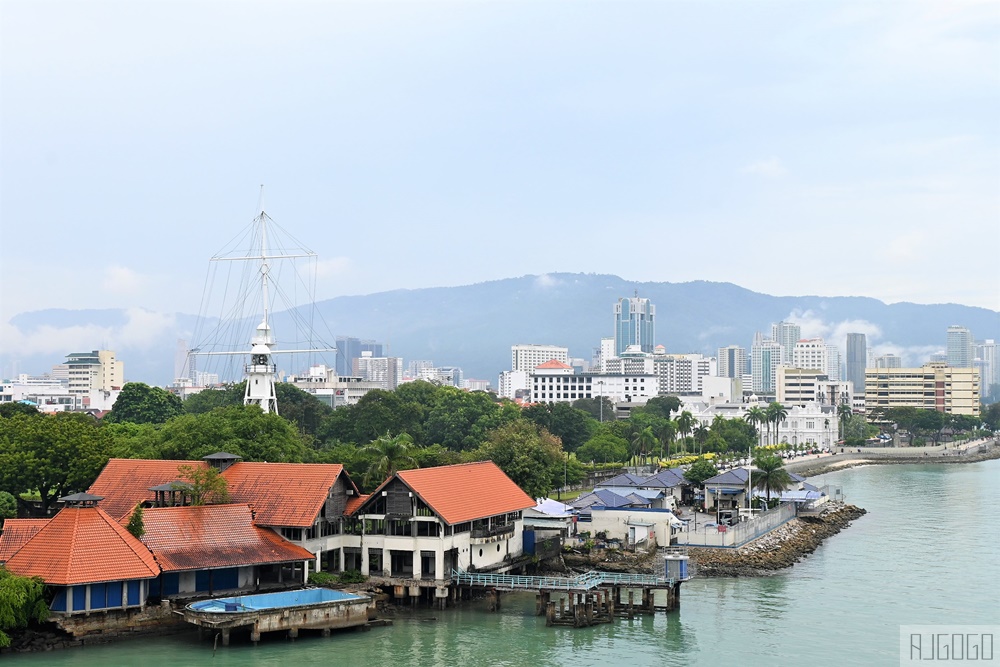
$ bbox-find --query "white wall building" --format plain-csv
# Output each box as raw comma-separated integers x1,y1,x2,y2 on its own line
511,344,569,373
287,364,383,408
791,338,829,373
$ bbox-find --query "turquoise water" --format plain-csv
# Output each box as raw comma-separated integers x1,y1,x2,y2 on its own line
188,587,363,612
12,459,1000,666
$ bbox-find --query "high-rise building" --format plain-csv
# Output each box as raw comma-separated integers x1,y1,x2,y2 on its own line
62,350,124,395
751,332,783,393
946,325,974,368
845,333,867,396
825,344,842,382
335,337,384,377
975,339,998,397
865,363,980,417
791,338,828,373
717,345,748,379
511,344,569,373
614,295,655,357
352,352,403,391
771,321,801,364
875,354,903,369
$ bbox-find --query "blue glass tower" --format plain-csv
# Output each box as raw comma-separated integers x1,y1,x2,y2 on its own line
614,295,655,357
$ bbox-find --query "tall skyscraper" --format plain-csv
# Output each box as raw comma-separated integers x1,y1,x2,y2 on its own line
614,294,655,356
975,339,998,396
946,325,974,368
771,321,801,364
335,337,384,376
717,345,748,379
751,332,783,393
845,333,867,395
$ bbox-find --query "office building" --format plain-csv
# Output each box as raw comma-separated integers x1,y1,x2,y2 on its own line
771,321,801,364
751,333,783,394
717,345,747,379
845,333,867,396
614,295,655,356
865,363,980,417
946,325,974,368
511,344,569,373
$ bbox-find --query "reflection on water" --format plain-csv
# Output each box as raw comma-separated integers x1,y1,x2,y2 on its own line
9,459,999,667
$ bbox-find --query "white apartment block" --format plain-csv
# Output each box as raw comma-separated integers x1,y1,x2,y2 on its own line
825,344,842,382
464,379,491,392
497,370,529,400
353,353,403,391
751,333,783,393
288,365,383,408
717,345,747,379
776,367,852,408
529,361,657,404
791,338,828,374
865,363,980,417
653,354,715,394
511,344,569,373
62,350,124,395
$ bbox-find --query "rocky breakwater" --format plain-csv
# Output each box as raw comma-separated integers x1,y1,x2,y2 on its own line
689,504,867,577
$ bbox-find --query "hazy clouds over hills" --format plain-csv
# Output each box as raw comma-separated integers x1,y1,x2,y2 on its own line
4,274,998,385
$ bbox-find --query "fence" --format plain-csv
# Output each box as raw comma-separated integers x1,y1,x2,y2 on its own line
679,502,796,548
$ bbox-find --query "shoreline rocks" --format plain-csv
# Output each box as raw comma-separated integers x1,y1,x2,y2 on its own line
688,504,867,577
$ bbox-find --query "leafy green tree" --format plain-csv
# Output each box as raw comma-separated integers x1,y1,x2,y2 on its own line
521,403,595,453
412,444,464,469
0,492,17,522
274,383,335,439
631,426,657,465
0,403,39,419
981,402,1000,431
751,453,793,502
744,406,766,446
126,503,145,539
424,387,519,451
683,458,718,486
0,566,49,648
693,424,710,455
656,421,676,460
157,406,307,462
105,382,183,425
577,432,629,464
571,396,615,422
102,422,161,459
632,395,681,421
320,389,423,446
360,432,418,489
0,413,109,515
675,411,695,452
183,384,243,414
469,421,564,500
176,464,229,505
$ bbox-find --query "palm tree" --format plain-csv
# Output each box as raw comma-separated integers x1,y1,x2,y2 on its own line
631,426,657,467
766,402,789,447
361,431,417,488
676,411,694,453
656,421,676,462
751,453,793,504
837,402,853,442
693,424,709,455
744,406,766,448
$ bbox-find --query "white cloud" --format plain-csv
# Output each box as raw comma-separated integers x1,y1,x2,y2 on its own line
741,157,787,179
784,310,883,350
101,265,147,295
0,308,177,357
534,274,562,289
313,257,353,279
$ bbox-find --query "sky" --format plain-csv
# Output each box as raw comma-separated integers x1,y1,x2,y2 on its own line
1,0,998,355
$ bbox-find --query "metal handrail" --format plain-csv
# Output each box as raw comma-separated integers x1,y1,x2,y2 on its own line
450,569,674,591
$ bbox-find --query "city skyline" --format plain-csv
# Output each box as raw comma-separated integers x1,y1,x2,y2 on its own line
1,1,997,356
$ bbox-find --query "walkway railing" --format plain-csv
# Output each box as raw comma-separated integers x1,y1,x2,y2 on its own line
451,569,674,591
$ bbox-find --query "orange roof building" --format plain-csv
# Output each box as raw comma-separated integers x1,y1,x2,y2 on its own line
4,497,160,616
87,458,209,520
0,518,50,563
351,462,535,580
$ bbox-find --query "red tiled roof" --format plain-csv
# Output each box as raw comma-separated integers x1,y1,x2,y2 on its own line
88,458,207,520
5,507,159,585
130,504,313,572
395,462,534,525
0,519,50,563
223,462,348,528
344,494,369,516
535,359,572,369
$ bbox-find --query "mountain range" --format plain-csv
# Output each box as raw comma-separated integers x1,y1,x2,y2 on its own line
4,273,998,386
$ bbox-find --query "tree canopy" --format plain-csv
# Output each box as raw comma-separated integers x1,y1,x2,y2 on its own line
468,420,564,500
105,382,183,425
0,567,49,648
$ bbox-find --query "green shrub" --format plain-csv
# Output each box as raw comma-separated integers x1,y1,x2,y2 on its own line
308,571,338,586
337,570,367,584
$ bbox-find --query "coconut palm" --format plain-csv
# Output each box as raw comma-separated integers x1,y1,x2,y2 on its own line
837,402,853,441
693,424,709,455
631,426,657,467
744,406,767,448
361,431,417,487
751,453,793,503
766,402,789,446
676,411,694,453
656,421,676,462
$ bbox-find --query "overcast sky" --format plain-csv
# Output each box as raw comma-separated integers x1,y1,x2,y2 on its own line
2,0,998,338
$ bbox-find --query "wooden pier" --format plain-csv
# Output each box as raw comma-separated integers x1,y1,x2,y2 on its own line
452,567,689,629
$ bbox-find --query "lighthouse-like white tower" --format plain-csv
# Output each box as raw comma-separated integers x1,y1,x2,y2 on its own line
244,318,278,414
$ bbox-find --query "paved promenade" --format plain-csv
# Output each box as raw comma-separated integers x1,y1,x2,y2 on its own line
783,437,998,476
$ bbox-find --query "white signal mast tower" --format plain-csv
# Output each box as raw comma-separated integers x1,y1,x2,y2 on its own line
198,193,331,415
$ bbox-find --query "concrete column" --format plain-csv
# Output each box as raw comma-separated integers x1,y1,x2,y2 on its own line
221,628,230,646
435,550,444,582
288,627,299,640
360,548,369,575
250,627,261,643
412,550,422,580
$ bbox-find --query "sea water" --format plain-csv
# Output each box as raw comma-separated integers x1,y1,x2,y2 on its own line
12,458,999,666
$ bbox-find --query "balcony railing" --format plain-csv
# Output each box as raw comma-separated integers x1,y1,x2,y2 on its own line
471,523,515,540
